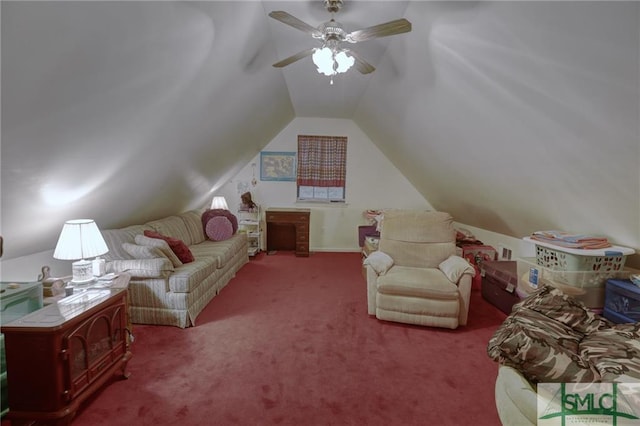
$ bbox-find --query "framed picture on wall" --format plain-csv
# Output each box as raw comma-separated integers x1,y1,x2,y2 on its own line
260,151,296,181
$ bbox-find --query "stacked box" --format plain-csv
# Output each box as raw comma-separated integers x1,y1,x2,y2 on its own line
481,261,519,315
457,245,497,265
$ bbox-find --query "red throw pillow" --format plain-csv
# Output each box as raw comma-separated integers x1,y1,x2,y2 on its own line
206,216,233,241
144,230,194,263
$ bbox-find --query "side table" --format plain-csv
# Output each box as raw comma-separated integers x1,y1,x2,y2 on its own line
2,284,132,425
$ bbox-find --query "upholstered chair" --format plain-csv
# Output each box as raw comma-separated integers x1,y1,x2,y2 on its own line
364,210,475,329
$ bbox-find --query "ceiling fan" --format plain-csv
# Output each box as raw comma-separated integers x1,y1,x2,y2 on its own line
269,0,412,80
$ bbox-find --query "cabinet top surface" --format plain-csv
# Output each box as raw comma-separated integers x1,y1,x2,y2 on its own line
1,288,125,330
266,208,310,213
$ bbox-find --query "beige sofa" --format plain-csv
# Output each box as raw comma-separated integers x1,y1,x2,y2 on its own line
101,208,248,328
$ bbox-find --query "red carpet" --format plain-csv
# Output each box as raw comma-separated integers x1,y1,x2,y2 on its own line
7,252,509,425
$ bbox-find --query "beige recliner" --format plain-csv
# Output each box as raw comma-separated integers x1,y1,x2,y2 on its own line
364,210,475,329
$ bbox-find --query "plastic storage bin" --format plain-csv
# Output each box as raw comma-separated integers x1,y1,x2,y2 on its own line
481,261,520,314
516,258,635,308
603,279,640,323
1,281,43,419
1,282,43,324
523,237,634,272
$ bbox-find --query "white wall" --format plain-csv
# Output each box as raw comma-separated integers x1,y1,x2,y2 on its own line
214,117,433,252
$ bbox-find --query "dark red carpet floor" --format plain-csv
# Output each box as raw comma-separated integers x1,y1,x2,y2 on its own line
4,251,508,426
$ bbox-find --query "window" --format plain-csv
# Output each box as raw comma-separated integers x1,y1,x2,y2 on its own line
296,135,347,202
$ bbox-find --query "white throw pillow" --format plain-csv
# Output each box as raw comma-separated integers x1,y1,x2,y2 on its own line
122,242,166,260
135,234,183,267
438,255,476,283
363,251,394,275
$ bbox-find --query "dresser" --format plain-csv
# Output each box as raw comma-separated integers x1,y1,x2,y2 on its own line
265,208,310,257
1,287,131,425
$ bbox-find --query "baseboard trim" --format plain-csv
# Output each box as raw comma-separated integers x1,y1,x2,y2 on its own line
311,248,361,253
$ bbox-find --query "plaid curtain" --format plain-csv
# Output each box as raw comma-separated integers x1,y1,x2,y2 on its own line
297,135,347,187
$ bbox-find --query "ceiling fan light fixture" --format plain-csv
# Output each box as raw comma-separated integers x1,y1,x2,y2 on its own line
335,51,354,73
312,47,335,76
312,47,354,76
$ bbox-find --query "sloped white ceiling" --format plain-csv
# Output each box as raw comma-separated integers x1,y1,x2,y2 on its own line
2,1,294,259
354,1,640,250
1,1,639,262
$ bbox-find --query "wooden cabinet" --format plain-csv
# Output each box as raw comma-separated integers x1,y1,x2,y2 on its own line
265,208,310,257
1,288,132,425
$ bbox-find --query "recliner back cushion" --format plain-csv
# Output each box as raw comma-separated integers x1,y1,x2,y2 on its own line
379,210,456,268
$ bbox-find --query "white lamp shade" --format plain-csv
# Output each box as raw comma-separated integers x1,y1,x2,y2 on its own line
53,219,109,260
211,196,229,210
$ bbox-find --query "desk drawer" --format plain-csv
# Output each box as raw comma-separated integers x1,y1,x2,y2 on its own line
266,213,308,223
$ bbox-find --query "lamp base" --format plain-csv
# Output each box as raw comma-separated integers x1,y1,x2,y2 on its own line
71,259,95,285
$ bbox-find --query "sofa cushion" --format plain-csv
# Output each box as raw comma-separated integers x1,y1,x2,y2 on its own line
377,266,459,299
189,233,247,269
101,224,153,260
144,230,194,264
146,215,194,246
206,216,234,241
178,209,207,246
168,259,218,293
488,309,597,383
107,258,173,279
135,234,183,267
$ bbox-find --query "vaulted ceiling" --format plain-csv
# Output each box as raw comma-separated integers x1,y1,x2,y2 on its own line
2,1,639,261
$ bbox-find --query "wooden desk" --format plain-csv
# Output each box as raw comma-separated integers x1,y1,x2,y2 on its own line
265,208,310,257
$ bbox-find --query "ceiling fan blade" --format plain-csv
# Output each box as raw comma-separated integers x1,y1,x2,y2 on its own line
269,11,324,39
273,48,315,68
345,18,412,43
348,50,375,75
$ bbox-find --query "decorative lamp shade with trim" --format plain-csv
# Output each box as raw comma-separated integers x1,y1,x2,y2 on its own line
53,219,108,284
211,196,229,210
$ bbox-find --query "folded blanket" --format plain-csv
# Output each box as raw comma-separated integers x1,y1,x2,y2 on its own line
531,230,611,250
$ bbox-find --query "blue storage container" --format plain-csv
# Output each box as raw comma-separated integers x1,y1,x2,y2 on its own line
603,279,640,324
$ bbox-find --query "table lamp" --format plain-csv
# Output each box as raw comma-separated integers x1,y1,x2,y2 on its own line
53,219,109,285
211,196,229,210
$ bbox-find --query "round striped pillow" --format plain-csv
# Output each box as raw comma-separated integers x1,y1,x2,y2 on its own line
206,216,233,241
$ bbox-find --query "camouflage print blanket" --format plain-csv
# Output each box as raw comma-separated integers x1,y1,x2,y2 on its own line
487,285,640,384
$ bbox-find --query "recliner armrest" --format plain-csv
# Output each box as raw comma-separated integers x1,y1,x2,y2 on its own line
363,251,394,275
438,255,475,283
